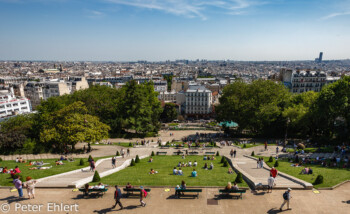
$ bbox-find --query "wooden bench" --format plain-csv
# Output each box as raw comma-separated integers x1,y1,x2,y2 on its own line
189,151,199,155
219,189,246,199
123,188,151,197
157,151,167,155
79,188,108,198
204,152,216,155
173,152,184,155
176,189,202,199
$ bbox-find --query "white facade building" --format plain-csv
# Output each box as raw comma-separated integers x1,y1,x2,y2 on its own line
0,91,31,118
158,90,176,103
185,86,212,116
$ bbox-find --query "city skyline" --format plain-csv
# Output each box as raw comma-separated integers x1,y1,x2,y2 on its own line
1,0,350,61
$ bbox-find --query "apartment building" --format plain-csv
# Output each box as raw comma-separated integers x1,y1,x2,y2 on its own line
0,91,31,118
158,90,176,103
185,85,212,117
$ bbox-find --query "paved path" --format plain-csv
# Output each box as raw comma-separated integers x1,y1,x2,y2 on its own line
36,148,154,188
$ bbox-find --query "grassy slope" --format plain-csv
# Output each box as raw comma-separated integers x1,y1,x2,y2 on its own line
98,155,247,187
261,157,350,188
0,156,109,186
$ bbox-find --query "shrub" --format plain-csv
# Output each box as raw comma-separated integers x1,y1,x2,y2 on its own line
274,160,279,167
130,159,135,166
297,143,305,150
268,156,273,162
313,175,324,185
151,151,155,156
223,160,228,167
158,142,161,147
235,172,243,183
220,156,225,163
129,143,132,147
243,144,247,148
0,157,2,162
135,155,140,163
92,171,101,182
216,151,220,156
79,158,84,166
251,151,255,156
116,151,120,156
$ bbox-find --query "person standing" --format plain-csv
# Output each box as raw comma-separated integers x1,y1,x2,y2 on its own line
280,188,292,211
264,141,268,151
270,167,278,179
233,149,237,158
140,186,147,207
127,148,130,156
230,149,234,158
90,159,95,172
13,174,23,198
267,176,275,193
260,158,264,168
257,158,261,168
24,176,37,199
113,185,124,210
276,147,279,154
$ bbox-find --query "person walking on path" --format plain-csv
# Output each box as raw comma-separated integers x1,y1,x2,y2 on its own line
280,188,292,211
113,185,124,210
140,186,147,207
233,149,237,158
276,147,279,155
257,158,261,168
127,148,130,156
267,176,275,193
112,157,116,168
24,176,37,199
260,158,264,168
90,159,95,172
13,174,23,198
270,167,278,178
230,149,234,158
264,142,268,151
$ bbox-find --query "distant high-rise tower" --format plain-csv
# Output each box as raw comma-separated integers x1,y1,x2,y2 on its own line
319,52,323,63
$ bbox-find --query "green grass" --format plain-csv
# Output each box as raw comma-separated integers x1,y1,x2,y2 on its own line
260,157,350,188
236,143,262,149
162,142,217,148
286,147,334,153
97,155,248,187
0,156,110,186
92,142,134,147
168,123,179,126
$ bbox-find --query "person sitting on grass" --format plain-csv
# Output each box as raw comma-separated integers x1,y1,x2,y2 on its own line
177,168,183,175
203,163,208,170
188,161,192,167
209,162,214,170
149,168,158,174
211,156,215,160
191,169,197,177
203,156,207,160
228,168,233,174
194,161,198,167
149,157,153,162
126,182,133,189
173,167,178,175
177,162,181,167
3,167,8,173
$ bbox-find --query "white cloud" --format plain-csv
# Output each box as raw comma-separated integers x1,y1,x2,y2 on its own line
104,0,265,20
321,11,350,20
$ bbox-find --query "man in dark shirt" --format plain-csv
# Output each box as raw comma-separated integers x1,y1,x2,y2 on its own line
113,185,124,210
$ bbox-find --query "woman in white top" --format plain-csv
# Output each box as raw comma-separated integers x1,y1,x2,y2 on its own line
24,176,37,199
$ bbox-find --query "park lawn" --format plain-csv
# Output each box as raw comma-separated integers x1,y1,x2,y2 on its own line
97,155,248,187
0,156,110,186
261,157,350,188
237,143,262,149
92,142,134,147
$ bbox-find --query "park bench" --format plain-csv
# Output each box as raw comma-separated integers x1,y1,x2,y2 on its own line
79,188,108,198
123,188,151,197
219,189,246,199
173,152,184,155
204,152,216,155
189,151,199,155
157,151,167,155
176,188,202,199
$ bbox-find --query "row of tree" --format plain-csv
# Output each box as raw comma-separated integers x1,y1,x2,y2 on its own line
0,81,171,154
216,76,350,144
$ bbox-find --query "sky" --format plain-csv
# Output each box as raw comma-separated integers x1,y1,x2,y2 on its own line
0,0,349,61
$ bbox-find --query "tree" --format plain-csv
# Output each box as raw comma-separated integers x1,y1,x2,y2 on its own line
130,159,135,166
313,175,324,185
160,103,178,122
92,171,101,182
39,102,110,151
216,80,290,137
79,158,84,166
235,172,243,183
135,155,140,163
